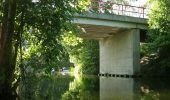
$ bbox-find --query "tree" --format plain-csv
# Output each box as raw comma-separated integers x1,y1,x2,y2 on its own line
0,0,17,98
61,31,99,75
0,0,77,99
141,0,170,76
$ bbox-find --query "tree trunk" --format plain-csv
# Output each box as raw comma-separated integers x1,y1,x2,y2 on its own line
0,0,17,99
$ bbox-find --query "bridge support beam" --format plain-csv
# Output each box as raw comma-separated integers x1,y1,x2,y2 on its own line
100,29,140,75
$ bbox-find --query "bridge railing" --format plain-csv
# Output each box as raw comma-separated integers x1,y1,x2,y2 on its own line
87,0,148,18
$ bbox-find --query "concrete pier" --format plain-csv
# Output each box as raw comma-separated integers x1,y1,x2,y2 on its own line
100,29,140,75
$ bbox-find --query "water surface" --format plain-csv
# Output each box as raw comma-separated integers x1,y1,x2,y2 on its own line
20,75,170,100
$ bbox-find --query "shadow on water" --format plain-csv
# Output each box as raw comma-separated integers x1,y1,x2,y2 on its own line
18,74,170,100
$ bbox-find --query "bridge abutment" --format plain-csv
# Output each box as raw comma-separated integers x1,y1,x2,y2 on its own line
100,29,140,75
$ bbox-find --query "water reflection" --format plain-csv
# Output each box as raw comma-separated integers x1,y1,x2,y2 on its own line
61,75,99,100
19,75,74,100
99,77,170,100
100,77,140,100
140,78,170,100
19,74,170,100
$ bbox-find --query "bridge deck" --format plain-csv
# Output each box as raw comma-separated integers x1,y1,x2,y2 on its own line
73,13,148,39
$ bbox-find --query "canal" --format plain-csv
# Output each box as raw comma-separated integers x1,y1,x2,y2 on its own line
19,74,170,100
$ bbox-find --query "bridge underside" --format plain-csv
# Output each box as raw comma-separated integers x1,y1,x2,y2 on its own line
78,24,128,39
78,24,140,75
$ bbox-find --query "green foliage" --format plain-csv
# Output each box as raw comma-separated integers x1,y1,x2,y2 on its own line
140,43,149,58
13,0,80,75
0,0,91,98
22,28,71,73
148,0,170,51
141,0,170,76
62,31,99,75
17,0,93,74
77,0,91,11
79,40,99,74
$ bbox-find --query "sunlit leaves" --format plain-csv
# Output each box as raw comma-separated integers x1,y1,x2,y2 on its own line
78,0,90,11
61,30,99,74
148,0,170,31
148,0,170,49
62,31,83,47
142,0,170,75
15,0,82,73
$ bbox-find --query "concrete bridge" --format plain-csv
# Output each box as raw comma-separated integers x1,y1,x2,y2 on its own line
73,1,148,75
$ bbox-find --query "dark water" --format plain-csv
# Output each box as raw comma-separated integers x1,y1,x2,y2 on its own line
19,75,170,100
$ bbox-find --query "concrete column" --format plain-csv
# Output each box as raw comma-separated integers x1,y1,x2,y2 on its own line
99,29,140,75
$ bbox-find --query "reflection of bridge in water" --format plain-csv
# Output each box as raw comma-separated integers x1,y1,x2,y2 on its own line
73,1,148,76
100,77,139,100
